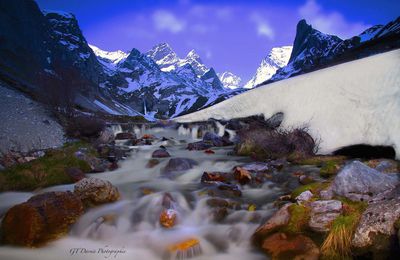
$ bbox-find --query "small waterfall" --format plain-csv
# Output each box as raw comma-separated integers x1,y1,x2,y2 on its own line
215,121,225,136
110,124,123,135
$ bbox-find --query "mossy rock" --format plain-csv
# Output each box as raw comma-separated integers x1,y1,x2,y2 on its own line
282,204,311,234
0,141,94,191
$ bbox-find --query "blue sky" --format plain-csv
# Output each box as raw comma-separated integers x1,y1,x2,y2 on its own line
36,0,399,82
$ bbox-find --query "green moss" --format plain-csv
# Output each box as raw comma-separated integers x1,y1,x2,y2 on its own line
0,141,93,191
291,182,331,199
294,155,346,166
282,204,310,234
320,161,340,178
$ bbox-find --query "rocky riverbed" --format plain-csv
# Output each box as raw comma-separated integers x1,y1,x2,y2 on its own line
0,120,399,260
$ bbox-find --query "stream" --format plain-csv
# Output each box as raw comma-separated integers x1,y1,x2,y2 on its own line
0,123,296,260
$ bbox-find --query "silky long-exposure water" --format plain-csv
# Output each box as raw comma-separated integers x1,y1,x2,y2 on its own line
0,124,294,260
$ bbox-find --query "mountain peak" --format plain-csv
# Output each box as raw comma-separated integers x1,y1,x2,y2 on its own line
146,42,179,72
218,71,242,90
186,50,201,61
244,46,292,89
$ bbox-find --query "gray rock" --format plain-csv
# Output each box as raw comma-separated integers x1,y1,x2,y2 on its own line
319,189,334,200
253,203,292,238
296,190,313,203
97,128,115,144
332,161,399,201
309,200,342,214
308,200,342,232
162,158,198,175
309,212,341,232
152,149,170,158
352,194,400,253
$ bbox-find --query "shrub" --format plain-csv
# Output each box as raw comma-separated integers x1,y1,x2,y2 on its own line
65,116,106,139
235,126,318,160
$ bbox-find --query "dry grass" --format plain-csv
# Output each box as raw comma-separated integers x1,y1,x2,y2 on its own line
321,199,367,259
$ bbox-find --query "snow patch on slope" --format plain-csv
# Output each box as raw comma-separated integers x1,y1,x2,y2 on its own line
176,49,400,158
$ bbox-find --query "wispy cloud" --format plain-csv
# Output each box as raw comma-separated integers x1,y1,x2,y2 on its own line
250,13,275,40
152,10,186,33
299,0,370,38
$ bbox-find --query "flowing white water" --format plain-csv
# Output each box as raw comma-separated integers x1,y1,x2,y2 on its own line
0,125,278,260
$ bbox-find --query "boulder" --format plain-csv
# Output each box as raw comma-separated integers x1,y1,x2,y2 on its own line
331,161,399,201
162,158,198,175
74,178,120,207
308,200,342,232
152,149,170,158
253,203,292,242
1,191,83,247
261,233,320,260
352,195,400,255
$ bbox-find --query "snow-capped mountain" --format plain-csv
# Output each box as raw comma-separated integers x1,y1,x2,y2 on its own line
89,44,128,64
270,17,400,82
218,72,242,89
1,0,399,120
244,46,292,89
146,43,208,77
90,44,228,118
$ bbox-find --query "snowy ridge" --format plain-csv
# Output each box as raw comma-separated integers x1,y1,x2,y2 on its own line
176,49,400,158
218,71,242,89
89,44,128,64
146,43,209,77
244,46,292,89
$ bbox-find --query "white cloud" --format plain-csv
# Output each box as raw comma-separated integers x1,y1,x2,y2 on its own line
152,10,186,33
299,0,370,39
250,13,275,40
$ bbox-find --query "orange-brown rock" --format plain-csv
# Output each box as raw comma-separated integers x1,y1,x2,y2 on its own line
159,209,177,228
262,233,319,260
233,167,252,185
1,191,84,247
201,172,230,183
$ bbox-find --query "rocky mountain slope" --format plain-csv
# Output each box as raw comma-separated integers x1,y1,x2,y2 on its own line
244,46,292,89
0,0,233,119
269,17,400,82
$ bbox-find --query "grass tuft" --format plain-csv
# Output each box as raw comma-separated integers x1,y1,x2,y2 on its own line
321,198,367,259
